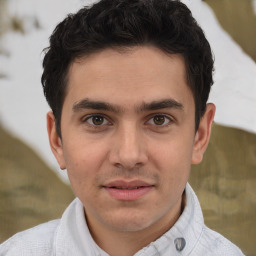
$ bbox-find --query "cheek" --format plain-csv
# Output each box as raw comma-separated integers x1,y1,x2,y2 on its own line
63,139,109,180
149,132,194,190
150,137,194,170
63,140,109,203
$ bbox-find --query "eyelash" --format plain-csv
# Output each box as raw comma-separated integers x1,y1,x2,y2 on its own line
81,113,174,129
82,114,112,127
146,114,173,127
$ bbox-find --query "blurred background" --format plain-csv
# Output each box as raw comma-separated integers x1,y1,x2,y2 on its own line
0,0,255,255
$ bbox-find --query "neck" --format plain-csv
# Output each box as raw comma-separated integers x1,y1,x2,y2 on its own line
86,194,185,256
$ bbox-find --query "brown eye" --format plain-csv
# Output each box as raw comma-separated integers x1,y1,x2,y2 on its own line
153,115,166,125
92,116,104,125
146,114,172,127
85,115,108,126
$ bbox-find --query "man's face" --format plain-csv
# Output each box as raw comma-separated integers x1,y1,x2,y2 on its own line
49,46,207,235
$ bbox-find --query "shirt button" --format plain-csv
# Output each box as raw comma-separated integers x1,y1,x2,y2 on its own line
174,237,186,252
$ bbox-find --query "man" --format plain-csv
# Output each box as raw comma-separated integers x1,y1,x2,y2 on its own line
0,0,245,255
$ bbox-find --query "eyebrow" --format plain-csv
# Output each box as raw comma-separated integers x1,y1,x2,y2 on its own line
72,98,183,113
72,98,122,113
137,99,184,112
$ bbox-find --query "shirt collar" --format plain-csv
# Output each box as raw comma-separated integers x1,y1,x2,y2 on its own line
55,183,204,256
55,197,101,256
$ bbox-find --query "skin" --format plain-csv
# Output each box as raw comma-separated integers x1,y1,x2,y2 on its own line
47,46,215,256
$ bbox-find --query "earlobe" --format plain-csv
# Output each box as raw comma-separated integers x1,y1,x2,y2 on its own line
191,103,215,165
46,111,66,170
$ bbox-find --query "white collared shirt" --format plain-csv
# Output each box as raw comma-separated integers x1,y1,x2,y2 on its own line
0,184,245,256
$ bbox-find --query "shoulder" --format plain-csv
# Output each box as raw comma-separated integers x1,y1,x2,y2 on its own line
0,219,60,256
194,225,245,256
184,184,245,256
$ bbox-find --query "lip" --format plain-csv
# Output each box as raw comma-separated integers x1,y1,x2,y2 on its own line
102,180,154,201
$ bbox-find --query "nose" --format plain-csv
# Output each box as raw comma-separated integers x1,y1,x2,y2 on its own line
109,123,148,170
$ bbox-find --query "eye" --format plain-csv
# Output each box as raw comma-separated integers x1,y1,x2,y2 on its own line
84,115,109,126
147,114,172,126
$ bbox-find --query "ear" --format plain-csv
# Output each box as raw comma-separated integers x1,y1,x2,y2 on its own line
191,103,215,165
47,111,66,170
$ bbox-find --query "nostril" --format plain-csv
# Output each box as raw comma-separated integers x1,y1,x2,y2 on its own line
113,162,143,171
114,163,122,168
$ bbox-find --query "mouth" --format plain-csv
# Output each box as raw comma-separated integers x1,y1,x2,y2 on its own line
109,186,147,190
102,180,154,201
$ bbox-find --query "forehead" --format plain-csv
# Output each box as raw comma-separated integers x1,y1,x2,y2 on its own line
64,46,193,110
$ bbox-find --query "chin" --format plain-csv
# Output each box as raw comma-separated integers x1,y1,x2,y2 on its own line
104,210,160,233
